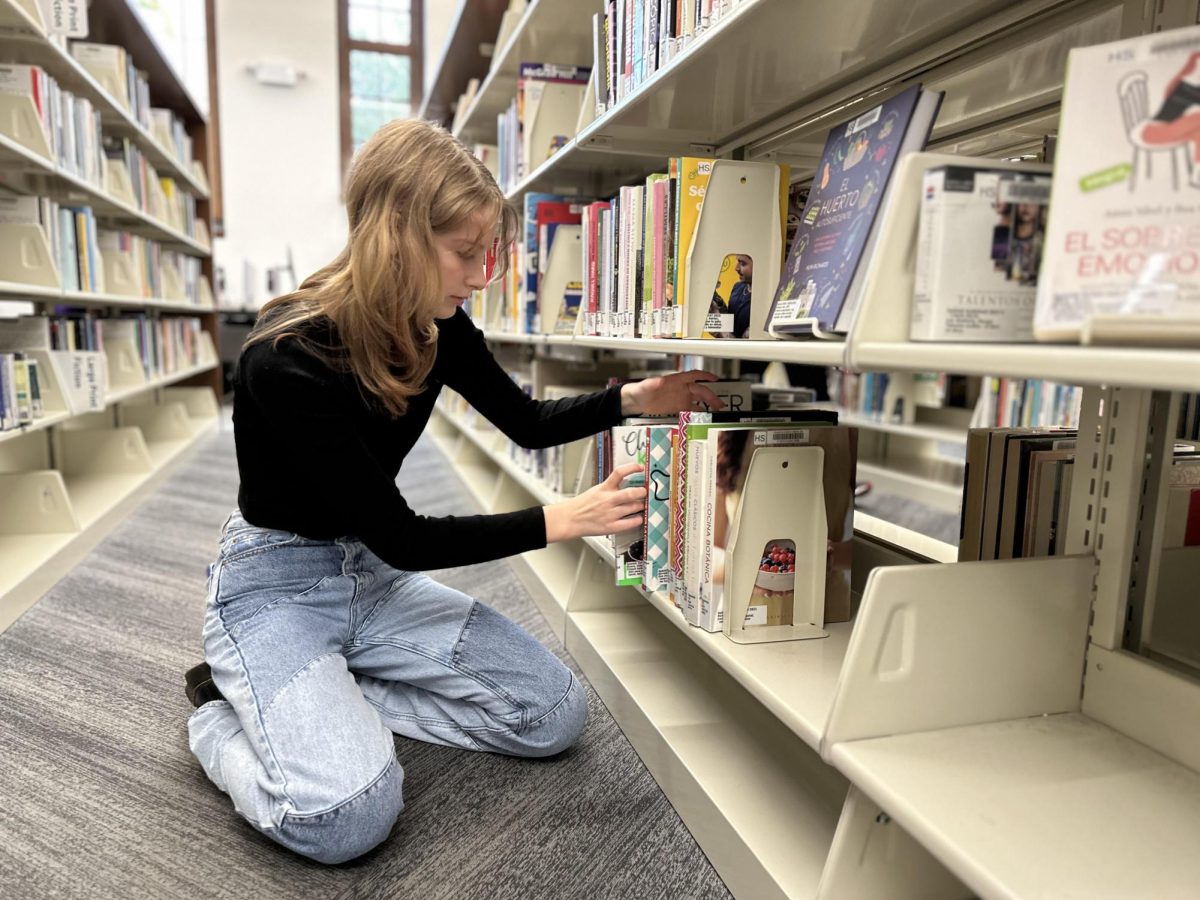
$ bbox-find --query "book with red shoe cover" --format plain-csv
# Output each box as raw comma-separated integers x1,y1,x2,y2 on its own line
1035,26,1200,342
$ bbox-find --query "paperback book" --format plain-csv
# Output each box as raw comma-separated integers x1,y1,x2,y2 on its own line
911,164,1053,342
1035,25,1200,341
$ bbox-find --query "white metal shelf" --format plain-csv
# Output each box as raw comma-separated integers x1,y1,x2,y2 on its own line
502,136,670,201
835,411,969,447
858,460,963,515
0,0,210,196
105,357,219,405
575,0,1057,156
566,603,847,900
453,0,596,145
432,400,960,756
0,280,214,314
548,333,846,365
0,134,211,255
0,359,218,445
0,411,218,631
853,339,1200,396
830,712,1200,900
0,408,71,444
481,331,577,348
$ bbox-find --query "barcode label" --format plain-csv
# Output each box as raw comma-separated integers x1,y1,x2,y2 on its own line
999,181,1051,204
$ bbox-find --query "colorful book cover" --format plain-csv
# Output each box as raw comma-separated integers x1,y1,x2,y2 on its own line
1035,26,1200,340
768,84,927,333
671,409,709,610
672,156,714,337
610,420,657,586
642,424,674,592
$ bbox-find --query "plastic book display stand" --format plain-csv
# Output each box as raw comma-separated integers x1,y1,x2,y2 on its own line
101,246,141,298
0,92,53,160
724,445,829,644
0,222,59,288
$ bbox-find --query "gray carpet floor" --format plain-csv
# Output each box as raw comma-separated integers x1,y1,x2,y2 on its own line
0,425,732,900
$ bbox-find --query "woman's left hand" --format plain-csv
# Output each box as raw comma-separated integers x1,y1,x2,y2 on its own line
620,370,725,415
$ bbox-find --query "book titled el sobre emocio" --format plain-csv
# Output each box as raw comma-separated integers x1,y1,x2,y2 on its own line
1035,26,1200,340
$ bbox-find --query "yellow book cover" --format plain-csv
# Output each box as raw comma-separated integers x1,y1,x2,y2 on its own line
672,156,713,337
74,211,90,292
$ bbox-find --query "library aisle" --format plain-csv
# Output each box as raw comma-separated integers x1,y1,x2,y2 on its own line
5,0,1200,897
0,422,731,900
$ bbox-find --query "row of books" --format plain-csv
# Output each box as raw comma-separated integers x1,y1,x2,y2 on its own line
2,194,105,293
827,371,945,425
961,427,1200,561
482,25,1200,350
0,63,105,186
969,377,1082,430
0,312,208,380
592,0,741,114
102,133,198,230
0,191,205,302
496,62,589,192
71,42,155,135
601,384,856,633
109,315,207,381
0,352,45,431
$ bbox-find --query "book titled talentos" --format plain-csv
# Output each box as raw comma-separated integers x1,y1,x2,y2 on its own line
1035,25,1200,342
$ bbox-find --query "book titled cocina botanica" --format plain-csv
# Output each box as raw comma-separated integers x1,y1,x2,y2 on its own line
1035,25,1200,341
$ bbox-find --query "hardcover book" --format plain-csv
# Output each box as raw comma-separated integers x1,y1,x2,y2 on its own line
767,84,942,336
1035,25,1200,341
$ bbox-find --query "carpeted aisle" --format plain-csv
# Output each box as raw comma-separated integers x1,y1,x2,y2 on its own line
0,423,731,900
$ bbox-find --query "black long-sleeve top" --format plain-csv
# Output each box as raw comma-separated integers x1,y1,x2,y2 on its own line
234,308,624,570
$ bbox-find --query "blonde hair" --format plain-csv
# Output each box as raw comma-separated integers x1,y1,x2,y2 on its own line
247,118,517,416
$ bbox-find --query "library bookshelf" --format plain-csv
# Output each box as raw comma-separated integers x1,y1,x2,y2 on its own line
0,0,221,627
427,0,1200,897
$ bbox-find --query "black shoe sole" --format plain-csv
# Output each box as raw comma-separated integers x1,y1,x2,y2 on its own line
185,661,226,707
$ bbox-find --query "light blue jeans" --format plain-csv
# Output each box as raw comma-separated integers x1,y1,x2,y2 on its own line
187,511,587,864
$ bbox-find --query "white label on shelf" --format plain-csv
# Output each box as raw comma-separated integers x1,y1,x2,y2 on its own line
744,604,767,626
705,312,734,333
38,0,88,36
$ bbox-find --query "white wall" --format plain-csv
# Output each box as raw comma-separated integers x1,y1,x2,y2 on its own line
424,0,456,99
214,0,346,310
215,0,456,310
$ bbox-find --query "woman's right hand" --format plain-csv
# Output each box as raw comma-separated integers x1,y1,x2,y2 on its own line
543,462,646,543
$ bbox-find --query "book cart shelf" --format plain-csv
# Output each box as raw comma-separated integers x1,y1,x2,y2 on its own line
0,0,221,630
427,0,1200,897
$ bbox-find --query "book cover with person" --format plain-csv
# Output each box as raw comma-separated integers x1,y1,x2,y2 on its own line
768,84,941,336
912,164,1052,342
1035,25,1200,341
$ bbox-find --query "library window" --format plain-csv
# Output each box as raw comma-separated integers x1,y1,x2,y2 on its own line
338,0,423,169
